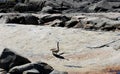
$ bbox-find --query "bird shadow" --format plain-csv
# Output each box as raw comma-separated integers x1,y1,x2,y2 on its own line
53,53,69,61
64,65,82,68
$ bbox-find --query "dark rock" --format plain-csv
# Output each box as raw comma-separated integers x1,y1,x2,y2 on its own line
9,62,54,74
49,20,64,27
44,0,71,10
6,14,40,25
65,19,79,28
82,16,120,31
74,20,85,28
40,14,70,24
34,62,54,74
23,15,40,25
0,0,120,13
0,48,31,72
14,1,46,12
14,3,28,12
50,70,68,74
6,15,24,24
0,15,3,19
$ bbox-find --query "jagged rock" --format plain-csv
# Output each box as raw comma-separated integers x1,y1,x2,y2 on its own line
49,20,65,27
83,17,120,31
14,1,46,12
0,48,31,72
0,0,120,13
14,3,28,12
6,14,40,25
41,6,61,14
0,2,16,13
65,19,79,28
88,0,112,12
23,15,40,25
40,14,70,24
44,0,71,10
6,15,24,24
9,62,54,74
101,21,120,31
50,70,68,74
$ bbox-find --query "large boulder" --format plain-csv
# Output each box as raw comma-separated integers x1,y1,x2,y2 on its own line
0,48,31,72
9,62,54,74
6,14,40,25
23,15,40,25
6,15,24,24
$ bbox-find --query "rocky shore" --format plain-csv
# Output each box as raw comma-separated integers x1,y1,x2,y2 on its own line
0,0,120,74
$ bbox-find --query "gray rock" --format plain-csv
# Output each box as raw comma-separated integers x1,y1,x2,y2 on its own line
0,68,7,74
14,1,46,12
82,16,120,31
40,14,70,24
101,21,120,31
88,0,112,12
49,20,64,27
23,69,40,74
14,3,28,12
41,6,61,14
50,70,68,74
9,62,54,74
0,48,31,71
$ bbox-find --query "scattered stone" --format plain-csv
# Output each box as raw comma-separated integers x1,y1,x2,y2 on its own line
0,48,31,71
